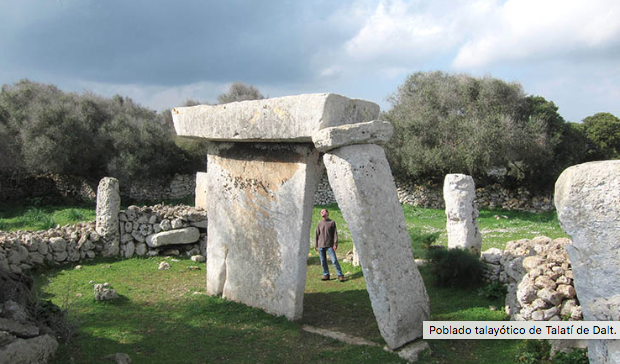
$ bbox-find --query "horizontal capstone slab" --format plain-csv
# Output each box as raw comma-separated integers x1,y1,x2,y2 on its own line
312,120,393,152
145,227,200,248
172,93,379,142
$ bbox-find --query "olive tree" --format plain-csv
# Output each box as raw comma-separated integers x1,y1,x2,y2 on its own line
384,71,561,191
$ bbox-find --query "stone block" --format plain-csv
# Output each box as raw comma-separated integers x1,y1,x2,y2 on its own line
443,174,481,255
96,177,120,257
205,143,322,320
145,227,200,248
172,93,379,142
323,144,430,349
311,120,393,152
195,172,209,209
555,160,620,364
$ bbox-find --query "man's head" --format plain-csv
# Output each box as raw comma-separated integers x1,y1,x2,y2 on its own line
320,209,329,219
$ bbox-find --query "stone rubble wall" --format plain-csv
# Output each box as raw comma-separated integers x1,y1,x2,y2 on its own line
0,205,207,274
318,175,554,212
0,174,196,203
2,172,554,212
481,236,582,322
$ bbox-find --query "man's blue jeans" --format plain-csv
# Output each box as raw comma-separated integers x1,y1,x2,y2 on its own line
318,247,343,277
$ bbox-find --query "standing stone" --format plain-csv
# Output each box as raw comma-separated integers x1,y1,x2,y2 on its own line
352,244,360,267
323,144,430,349
96,177,120,257
205,143,323,320
555,161,620,364
195,172,209,209
443,174,481,256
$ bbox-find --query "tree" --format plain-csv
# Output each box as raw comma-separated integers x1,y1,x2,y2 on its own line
384,71,561,191
217,82,265,104
0,79,200,184
582,112,620,160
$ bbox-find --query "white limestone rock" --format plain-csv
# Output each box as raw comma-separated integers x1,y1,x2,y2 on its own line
205,143,323,320
94,284,119,301
311,120,393,152
145,227,200,248
443,174,481,255
555,160,620,364
172,93,379,142
323,144,430,349
195,172,209,209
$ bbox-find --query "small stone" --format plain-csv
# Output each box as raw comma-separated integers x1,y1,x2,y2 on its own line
191,255,206,263
158,262,170,270
75,265,83,270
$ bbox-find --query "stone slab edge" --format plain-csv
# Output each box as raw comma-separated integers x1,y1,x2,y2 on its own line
311,120,394,152
172,93,379,142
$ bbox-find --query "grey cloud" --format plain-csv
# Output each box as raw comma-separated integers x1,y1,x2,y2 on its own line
1,0,354,86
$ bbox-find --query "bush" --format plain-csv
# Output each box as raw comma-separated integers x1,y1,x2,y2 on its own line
478,281,507,300
516,340,551,364
0,80,203,184
426,247,483,288
552,348,589,364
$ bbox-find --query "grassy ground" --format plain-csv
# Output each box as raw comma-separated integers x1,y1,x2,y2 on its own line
24,203,569,364
0,200,96,231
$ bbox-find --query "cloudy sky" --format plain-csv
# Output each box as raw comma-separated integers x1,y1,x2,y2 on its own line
1,0,618,122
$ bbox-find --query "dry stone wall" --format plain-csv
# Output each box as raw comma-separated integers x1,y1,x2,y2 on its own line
481,236,582,322
0,204,207,274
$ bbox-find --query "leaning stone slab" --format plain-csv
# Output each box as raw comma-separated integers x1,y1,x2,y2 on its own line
323,144,430,349
205,142,322,320
145,227,200,248
172,93,379,142
443,174,482,255
555,161,620,364
0,334,58,364
311,120,393,152
195,172,209,209
96,177,120,257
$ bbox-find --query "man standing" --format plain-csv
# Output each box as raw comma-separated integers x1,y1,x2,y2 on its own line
315,209,344,282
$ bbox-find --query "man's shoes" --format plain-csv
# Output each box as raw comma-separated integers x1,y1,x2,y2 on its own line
338,275,345,282
321,275,330,281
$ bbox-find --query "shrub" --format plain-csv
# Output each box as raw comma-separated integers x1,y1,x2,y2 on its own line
426,247,483,288
478,281,507,300
552,348,588,364
515,340,551,364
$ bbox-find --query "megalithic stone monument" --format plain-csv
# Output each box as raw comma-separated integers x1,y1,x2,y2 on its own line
443,174,481,256
172,93,430,349
555,161,620,364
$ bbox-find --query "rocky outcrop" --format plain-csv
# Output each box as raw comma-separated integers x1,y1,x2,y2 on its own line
0,269,60,364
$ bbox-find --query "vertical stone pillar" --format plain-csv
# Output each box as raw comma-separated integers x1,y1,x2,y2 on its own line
352,245,360,267
323,144,430,349
96,177,120,257
555,161,620,364
443,174,481,255
195,172,208,209
205,143,322,320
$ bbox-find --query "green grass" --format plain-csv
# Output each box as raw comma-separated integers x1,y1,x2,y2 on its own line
402,205,567,256
26,203,568,364
0,201,96,232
